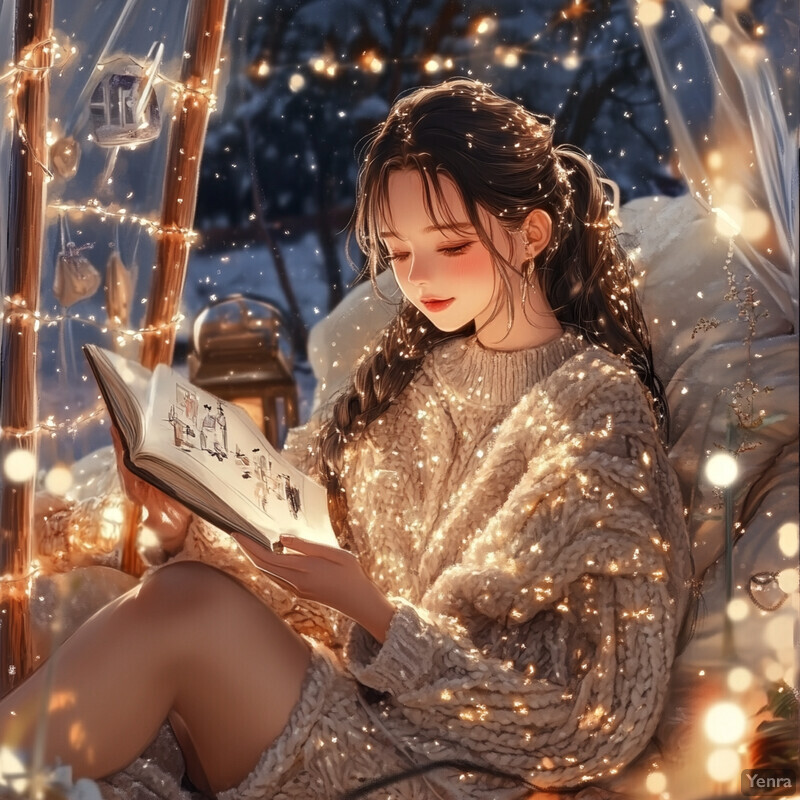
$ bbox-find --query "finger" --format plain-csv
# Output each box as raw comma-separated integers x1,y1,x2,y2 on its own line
254,565,299,594
230,539,299,591
232,534,308,573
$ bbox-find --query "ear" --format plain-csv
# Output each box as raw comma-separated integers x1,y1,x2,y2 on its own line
522,209,552,258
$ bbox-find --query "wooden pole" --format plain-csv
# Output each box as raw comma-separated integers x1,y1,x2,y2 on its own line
0,0,54,695
118,0,229,574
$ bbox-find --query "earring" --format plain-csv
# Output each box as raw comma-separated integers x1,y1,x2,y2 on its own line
524,255,536,285
523,236,534,258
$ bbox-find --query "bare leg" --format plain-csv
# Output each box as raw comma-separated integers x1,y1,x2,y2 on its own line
0,562,311,794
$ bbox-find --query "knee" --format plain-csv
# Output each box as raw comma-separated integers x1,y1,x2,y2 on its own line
133,561,243,619
123,563,260,662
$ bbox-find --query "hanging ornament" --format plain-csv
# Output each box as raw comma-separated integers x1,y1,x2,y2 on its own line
105,249,134,328
89,43,164,184
89,46,163,147
50,136,81,179
53,241,101,308
747,571,788,612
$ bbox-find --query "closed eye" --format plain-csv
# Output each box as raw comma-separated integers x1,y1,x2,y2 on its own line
439,242,473,256
386,251,410,264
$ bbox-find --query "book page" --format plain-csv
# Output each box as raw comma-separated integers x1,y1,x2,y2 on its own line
141,363,337,548
84,345,153,453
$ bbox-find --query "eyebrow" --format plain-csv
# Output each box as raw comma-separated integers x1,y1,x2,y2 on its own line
379,222,475,238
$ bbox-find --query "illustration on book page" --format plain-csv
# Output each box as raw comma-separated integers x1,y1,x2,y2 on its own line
161,379,305,531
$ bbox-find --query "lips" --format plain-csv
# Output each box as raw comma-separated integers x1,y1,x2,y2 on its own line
420,297,455,312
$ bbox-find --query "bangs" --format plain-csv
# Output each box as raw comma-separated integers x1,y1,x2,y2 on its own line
368,158,482,249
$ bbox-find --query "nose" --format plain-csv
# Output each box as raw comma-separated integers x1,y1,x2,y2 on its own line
405,254,431,286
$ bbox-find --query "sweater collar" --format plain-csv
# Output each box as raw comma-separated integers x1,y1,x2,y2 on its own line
426,328,587,407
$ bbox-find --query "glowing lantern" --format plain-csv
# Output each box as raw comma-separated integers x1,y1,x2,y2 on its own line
188,295,299,447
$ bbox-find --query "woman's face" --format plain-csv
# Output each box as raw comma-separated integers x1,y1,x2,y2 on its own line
381,170,521,335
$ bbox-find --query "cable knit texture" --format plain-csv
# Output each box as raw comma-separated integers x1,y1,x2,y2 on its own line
103,329,691,800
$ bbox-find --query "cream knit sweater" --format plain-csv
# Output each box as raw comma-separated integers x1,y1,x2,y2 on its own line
159,329,691,798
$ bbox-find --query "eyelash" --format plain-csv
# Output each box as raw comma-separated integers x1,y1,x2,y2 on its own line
441,243,471,256
386,243,472,263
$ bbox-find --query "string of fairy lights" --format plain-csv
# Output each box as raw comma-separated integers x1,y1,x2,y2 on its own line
242,2,773,90
0,30,215,453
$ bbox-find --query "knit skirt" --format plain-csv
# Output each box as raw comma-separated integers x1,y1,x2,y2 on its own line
218,643,436,800
96,640,623,800
98,643,450,800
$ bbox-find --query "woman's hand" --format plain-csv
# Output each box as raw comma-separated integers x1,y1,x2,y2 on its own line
110,426,192,556
232,533,396,643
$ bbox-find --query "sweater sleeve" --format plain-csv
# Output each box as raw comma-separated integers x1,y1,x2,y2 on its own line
345,364,691,790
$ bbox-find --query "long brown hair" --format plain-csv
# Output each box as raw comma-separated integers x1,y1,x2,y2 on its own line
315,79,667,533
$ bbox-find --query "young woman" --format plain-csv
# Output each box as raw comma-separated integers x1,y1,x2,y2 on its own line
1,79,692,800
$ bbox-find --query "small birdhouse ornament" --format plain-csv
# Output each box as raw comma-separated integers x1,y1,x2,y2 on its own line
53,242,101,308
89,46,163,148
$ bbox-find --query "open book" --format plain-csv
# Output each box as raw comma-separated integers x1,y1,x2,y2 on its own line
83,344,338,550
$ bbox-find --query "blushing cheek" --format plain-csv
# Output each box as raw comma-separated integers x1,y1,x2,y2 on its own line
457,256,494,299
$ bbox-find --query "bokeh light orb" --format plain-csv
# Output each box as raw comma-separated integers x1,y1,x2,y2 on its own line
778,522,799,557
696,3,715,22
777,568,798,595
709,22,732,45
742,209,771,242
706,149,724,170
3,449,37,484
44,463,73,495
726,597,749,621
704,701,746,744
727,666,753,693
645,771,667,794
636,0,664,26
705,452,738,487
474,16,497,35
